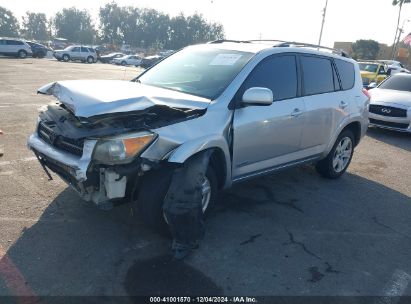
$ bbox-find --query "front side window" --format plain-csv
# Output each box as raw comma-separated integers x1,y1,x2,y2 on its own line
242,55,298,100
301,56,334,95
71,47,80,52
335,59,355,90
138,47,254,99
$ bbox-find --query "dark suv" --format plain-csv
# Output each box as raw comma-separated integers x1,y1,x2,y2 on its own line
26,41,49,58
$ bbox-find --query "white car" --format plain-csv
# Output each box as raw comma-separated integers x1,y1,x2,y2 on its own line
369,73,411,132
112,55,142,66
54,46,97,63
0,37,32,58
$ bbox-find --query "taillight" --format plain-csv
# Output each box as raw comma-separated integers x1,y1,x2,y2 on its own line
362,88,371,99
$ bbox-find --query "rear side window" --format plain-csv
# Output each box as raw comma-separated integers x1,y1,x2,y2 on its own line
243,55,298,100
301,56,335,95
6,40,23,45
334,59,355,90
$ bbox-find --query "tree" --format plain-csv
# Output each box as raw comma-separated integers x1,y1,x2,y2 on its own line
352,39,380,60
54,8,95,44
22,12,49,41
99,2,126,45
0,6,19,37
391,0,411,56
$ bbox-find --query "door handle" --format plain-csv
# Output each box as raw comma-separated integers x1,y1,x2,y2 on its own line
290,108,303,117
339,101,348,109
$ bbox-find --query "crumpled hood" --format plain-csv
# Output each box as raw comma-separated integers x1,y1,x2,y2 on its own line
369,88,411,107
38,80,211,118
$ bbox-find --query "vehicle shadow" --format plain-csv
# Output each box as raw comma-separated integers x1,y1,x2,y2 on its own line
367,126,411,152
0,167,411,297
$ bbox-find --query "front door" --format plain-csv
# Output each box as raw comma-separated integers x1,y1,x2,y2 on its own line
232,54,305,179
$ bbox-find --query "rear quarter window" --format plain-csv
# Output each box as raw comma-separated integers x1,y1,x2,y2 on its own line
334,59,355,90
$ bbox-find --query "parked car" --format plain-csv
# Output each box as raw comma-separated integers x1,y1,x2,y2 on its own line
382,60,410,75
368,73,411,132
358,61,388,88
112,54,142,66
0,37,32,58
99,52,124,63
26,41,50,58
140,55,164,69
28,40,368,234
54,46,97,63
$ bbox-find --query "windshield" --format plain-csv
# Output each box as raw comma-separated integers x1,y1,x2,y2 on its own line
64,46,74,51
379,75,411,92
137,47,254,99
359,63,378,73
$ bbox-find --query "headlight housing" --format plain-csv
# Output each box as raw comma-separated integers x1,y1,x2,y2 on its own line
93,131,156,165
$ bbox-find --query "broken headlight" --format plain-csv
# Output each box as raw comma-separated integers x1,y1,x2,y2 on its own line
93,132,156,164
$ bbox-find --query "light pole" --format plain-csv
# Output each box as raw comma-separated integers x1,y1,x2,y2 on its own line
318,0,329,45
392,18,410,60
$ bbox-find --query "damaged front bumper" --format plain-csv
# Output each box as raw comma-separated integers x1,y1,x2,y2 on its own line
27,133,135,208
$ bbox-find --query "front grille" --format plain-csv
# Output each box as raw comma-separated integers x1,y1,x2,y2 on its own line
369,105,407,117
38,121,84,156
369,118,409,129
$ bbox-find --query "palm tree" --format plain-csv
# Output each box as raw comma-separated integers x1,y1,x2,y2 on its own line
392,0,411,58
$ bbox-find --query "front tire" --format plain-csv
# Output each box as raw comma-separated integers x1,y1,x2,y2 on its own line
135,165,217,236
18,50,27,58
62,54,70,62
315,130,355,179
121,61,127,66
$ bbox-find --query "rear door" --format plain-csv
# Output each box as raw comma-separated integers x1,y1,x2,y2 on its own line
80,47,89,60
299,55,351,154
232,54,305,179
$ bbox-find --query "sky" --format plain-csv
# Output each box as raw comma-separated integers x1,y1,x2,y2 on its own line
1,0,411,47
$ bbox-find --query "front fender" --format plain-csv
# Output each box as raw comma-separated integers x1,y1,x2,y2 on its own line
166,134,232,188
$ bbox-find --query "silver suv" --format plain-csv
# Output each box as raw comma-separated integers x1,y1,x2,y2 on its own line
54,45,97,63
28,40,369,233
0,37,32,58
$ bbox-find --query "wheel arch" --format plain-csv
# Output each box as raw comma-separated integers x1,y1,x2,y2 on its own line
166,135,232,189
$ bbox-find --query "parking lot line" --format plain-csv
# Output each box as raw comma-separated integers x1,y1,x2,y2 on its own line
0,245,37,301
0,157,37,167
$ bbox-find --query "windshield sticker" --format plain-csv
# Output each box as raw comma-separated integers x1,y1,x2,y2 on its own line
210,54,242,66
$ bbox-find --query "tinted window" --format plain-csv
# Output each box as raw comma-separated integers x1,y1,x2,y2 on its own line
301,56,334,95
243,55,298,100
81,47,88,52
72,47,80,52
6,40,22,45
379,75,411,92
87,48,95,52
335,59,355,90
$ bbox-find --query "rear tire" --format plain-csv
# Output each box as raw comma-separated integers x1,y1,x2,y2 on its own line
87,56,93,63
315,130,355,179
135,165,217,236
121,61,127,66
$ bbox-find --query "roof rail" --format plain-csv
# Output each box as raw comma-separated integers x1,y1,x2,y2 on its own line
247,40,350,58
208,39,251,44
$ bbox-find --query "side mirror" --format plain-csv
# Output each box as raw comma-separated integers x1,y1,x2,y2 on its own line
368,82,377,89
242,87,273,106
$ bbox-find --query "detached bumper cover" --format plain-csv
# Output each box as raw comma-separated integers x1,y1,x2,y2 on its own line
27,133,96,182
